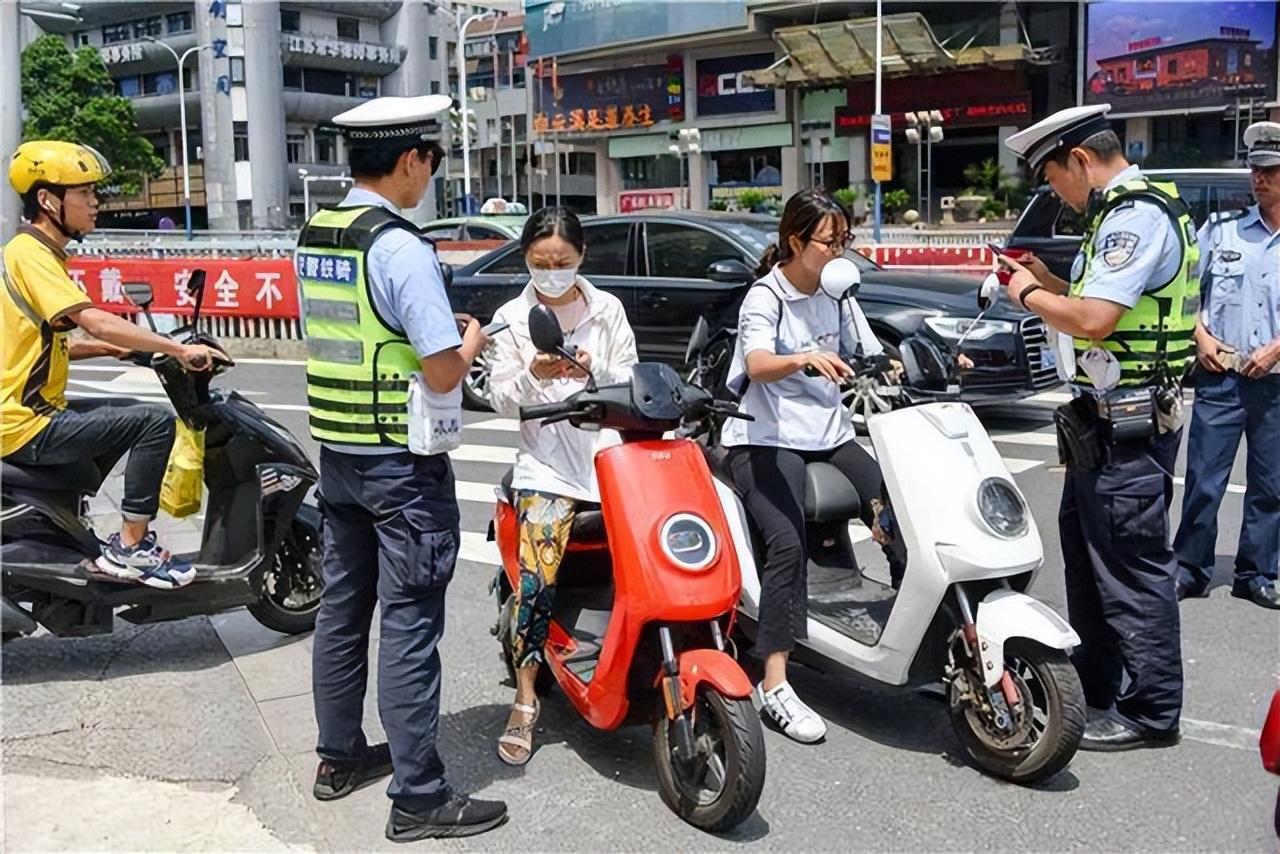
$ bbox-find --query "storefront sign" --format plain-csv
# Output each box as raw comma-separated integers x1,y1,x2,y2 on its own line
524,0,746,58
99,43,145,65
870,114,892,183
533,60,682,135
696,54,776,116
618,188,687,213
835,97,1032,135
1084,2,1277,113
71,258,299,319
284,34,399,65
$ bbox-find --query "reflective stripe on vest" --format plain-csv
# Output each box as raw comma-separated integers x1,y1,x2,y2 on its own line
296,205,423,446
1068,178,1199,388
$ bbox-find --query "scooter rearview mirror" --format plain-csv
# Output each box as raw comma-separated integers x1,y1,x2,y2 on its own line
528,304,564,354
123,282,158,333
187,269,207,330
820,257,862,301
978,272,1001,312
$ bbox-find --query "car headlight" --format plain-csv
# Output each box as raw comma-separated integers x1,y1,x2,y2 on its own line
660,513,717,571
924,316,1015,341
976,477,1028,538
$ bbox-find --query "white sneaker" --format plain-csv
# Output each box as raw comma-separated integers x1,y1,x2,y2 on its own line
755,681,827,744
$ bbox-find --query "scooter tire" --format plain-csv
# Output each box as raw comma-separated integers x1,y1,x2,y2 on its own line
653,689,765,834
247,506,324,636
949,639,1085,785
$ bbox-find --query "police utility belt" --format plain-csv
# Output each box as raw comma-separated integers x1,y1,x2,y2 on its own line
1053,385,1178,472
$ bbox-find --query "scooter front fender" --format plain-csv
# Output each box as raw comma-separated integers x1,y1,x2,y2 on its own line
668,649,754,711
975,589,1080,688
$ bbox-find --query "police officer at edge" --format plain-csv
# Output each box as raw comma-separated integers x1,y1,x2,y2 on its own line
999,104,1196,751
1173,120,1280,610
296,95,506,840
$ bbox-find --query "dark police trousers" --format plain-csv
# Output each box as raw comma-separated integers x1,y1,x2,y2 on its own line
1060,426,1183,734
312,447,460,809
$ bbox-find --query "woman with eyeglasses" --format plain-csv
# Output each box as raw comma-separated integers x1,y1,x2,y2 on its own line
485,206,638,766
721,188,902,744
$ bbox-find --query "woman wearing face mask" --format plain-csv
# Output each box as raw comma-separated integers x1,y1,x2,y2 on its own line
486,206,638,765
722,188,902,744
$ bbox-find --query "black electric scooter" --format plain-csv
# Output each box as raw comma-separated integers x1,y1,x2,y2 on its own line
1,272,323,641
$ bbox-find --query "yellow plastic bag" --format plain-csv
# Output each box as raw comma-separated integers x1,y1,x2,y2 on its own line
159,421,206,518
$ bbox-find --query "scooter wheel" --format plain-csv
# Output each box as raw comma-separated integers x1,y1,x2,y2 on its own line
652,688,765,833
948,639,1085,785
247,506,324,635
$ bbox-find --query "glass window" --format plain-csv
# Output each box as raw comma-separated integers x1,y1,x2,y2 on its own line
142,71,178,95
579,223,631,277
229,57,245,85
1210,179,1254,222
1052,201,1084,237
166,11,193,34
134,17,162,39
280,9,300,32
102,23,131,44
426,1,436,14
466,225,511,241
283,66,303,90
429,36,439,60
336,16,360,41
644,223,741,280
72,30,90,47
116,75,141,97
430,80,441,95
481,245,530,274
304,68,350,96
315,131,338,164
233,123,249,162
422,224,462,241
621,154,680,190
286,133,306,163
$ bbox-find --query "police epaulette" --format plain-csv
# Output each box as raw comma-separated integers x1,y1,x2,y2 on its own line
1209,208,1248,224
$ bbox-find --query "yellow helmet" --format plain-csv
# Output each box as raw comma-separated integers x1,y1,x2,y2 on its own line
9,140,112,195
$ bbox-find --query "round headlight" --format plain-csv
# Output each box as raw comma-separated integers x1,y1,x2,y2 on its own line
977,478,1028,538
660,513,717,571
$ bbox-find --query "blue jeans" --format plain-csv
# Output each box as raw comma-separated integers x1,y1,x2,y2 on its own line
312,448,460,810
1174,372,1280,590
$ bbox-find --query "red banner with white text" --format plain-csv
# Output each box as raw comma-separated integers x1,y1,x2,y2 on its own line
68,258,299,319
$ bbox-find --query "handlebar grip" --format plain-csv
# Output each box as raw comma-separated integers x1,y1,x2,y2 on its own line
520,402,570,421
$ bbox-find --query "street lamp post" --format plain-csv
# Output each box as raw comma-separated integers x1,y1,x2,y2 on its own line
667,128,700,209
457,9,496,215
145,36,212,240
904,110,944,224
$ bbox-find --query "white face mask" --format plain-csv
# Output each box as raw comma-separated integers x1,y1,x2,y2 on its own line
528,264,579,298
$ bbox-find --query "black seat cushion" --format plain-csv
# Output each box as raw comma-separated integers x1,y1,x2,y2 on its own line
499,469,605,543
804,462,861,523
1,458,103,494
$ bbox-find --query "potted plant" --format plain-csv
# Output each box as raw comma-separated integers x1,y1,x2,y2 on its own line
833,185,868,223
737,188,769,213
882,188,910,223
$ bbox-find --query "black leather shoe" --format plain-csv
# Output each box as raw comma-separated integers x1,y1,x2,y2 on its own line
386,793,508,842
1080,716,1180,752
1232,581,1280,610
1175,577,1209,601
313,743,393,801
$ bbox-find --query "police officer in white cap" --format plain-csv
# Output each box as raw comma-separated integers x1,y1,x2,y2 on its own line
999,104,1198,752
1173,121,1280,610
296,95,506,840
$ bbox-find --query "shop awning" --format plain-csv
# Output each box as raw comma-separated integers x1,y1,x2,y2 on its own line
747,12,1054,90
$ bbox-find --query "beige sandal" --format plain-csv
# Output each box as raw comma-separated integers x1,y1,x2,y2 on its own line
497,701,539,766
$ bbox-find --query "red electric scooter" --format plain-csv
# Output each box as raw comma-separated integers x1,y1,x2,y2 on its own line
489,304,765,833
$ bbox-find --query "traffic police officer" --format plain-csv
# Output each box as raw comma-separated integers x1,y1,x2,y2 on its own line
1174,121,1280,610
1001,104,1197,751
297,95,507,841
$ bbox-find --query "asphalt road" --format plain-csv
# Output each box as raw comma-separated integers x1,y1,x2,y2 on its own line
2,359,1275,852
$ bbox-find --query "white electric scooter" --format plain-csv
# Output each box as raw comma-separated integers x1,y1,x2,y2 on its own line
695,260,1085,784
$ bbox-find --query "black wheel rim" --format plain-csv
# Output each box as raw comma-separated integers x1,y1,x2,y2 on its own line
265,527,323,614
670,697,729,806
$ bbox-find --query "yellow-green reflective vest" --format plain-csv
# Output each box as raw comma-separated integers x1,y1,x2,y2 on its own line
1068,177,1200,389
296,205,423,446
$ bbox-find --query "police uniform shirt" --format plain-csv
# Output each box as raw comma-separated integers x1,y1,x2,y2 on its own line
1196,205,1280,357
320,186,462,454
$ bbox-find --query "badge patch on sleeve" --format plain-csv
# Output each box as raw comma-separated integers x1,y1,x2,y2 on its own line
1099,231,1140,269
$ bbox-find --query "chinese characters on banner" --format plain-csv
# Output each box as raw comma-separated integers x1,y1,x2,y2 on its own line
70,258,300,319
285,34,399,64
531,58,682,136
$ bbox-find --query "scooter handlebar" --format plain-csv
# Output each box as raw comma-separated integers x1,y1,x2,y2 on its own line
519,401,574,421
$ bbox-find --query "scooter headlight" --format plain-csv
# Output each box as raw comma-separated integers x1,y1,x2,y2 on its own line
976,477,1028,538
660,513,717,571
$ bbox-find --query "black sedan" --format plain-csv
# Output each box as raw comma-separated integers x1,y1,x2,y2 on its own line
446,211,1058,411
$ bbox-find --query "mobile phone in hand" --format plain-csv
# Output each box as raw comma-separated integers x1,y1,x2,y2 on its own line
481,320,510,337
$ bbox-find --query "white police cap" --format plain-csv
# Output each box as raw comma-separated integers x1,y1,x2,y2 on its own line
331,95,452,145
1243,121,1280,168
1005,104,1114,175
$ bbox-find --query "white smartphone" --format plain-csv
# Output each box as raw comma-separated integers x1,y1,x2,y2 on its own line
481,320,510,337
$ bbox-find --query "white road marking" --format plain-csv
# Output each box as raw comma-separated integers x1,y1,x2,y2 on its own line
451,444,518,465
459,530,500,564
468,418,522,432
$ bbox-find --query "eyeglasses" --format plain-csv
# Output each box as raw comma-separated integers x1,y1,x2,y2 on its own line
809,231,854,253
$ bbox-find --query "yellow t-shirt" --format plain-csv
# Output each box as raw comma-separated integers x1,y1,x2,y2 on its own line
1,228,93,454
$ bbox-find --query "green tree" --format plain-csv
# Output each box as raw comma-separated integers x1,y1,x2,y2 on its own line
20,34,164,195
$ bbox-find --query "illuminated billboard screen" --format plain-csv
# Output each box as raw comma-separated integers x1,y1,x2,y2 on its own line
1084,1,1277,113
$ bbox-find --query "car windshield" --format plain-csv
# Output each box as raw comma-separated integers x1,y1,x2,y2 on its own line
717,219,881,272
